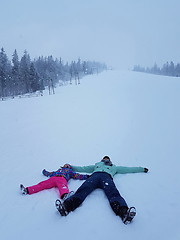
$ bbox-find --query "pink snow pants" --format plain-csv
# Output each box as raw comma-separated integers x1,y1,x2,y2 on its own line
27,176,69,198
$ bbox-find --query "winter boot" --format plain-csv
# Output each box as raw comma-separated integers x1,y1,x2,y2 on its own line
55,196,82,216
55,199,69,216
20,184,28,195
121,206,136,225
110,202,136,224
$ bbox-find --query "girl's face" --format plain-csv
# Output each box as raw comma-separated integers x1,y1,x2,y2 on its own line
63,164,71,168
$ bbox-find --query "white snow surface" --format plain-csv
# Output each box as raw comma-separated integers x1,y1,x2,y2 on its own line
0,70,180,240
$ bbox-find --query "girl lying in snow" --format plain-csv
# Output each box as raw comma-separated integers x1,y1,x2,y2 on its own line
20,164,89,200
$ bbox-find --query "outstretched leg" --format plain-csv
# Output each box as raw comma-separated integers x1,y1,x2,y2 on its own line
97,172,136,223
27,176,69,198
99,173,136,224
99,173,128,209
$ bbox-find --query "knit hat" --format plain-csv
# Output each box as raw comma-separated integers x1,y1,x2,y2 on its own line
62,164,72,169
103,156,110,160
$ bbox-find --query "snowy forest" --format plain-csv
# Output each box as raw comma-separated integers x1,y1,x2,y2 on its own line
133,61,180,77
0,47,107,99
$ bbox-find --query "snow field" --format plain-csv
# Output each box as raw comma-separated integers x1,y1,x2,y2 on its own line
0,70,180,240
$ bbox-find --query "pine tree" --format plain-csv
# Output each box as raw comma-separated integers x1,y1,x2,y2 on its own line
19,50,31,94
12,49,20,96
175,63,180,77
169,61,175,76
0,48,11,99
47,55,56,82
29,62,40,93
161,62,169,76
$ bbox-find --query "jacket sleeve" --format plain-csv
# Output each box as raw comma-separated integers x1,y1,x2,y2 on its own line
116,166,145,174
42,169,57,177
71,171,89,180
71,165,95,173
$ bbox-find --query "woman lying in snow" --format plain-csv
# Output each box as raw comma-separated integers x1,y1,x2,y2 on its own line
55,156,148,224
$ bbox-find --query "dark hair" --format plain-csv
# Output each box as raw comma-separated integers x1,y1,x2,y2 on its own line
103,156,110,160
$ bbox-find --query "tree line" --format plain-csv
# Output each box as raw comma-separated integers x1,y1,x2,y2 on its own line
0,48,107,99
133,61,180,77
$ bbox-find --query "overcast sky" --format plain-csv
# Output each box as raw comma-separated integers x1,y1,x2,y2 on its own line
1,0,180,69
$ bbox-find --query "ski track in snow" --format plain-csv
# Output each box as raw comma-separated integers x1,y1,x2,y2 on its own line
0,70,180,240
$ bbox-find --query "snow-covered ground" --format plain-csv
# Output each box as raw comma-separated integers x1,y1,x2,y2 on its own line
0,70,180,240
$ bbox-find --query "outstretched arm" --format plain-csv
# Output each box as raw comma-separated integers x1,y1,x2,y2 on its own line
71,171,90,180
42,169,58,177
71,165,95,173
116,166,148,174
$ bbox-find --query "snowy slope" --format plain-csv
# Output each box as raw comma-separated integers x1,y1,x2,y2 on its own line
0,70,180,240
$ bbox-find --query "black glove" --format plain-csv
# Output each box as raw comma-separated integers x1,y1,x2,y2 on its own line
144,168,148,173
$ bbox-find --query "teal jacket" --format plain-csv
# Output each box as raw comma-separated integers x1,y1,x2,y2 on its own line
72,161,145,178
